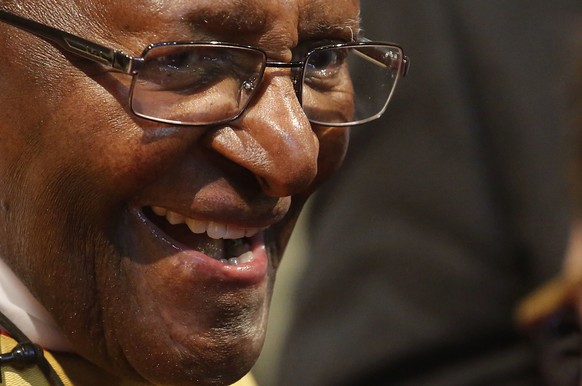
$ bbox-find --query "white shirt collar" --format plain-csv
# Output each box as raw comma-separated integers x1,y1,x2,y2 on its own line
0,257,73,351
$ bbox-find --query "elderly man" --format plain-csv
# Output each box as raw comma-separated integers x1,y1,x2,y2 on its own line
0,0,407,385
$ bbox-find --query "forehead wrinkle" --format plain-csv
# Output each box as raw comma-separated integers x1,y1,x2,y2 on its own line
257,3,299,59
183,0,299,59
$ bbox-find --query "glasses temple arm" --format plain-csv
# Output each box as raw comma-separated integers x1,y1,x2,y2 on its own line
356,37,409,77
0,9,133,73
401,56,410,77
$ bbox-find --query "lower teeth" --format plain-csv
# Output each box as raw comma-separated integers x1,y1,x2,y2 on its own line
221,251,254,265
220,239,252,265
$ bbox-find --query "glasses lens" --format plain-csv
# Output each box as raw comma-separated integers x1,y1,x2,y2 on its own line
302,44,404,126
130,44,265,125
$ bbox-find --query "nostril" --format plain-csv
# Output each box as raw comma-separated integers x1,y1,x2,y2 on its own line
256,175,287,197
206,74,319,197
256,176,270,192
255,163,317,198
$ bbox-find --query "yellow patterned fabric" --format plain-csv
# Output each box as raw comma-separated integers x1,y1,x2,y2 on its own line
1,333,256,386
1,332,65,386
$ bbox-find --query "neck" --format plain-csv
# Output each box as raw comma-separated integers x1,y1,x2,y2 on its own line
0,257,73,351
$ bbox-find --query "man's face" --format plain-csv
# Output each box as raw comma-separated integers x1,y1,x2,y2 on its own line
0,0,357,384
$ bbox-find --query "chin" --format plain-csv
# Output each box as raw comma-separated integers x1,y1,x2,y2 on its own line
132,323,267,386
69,203,293,385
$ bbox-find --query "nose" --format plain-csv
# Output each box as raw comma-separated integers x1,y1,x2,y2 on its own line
206,70,319,197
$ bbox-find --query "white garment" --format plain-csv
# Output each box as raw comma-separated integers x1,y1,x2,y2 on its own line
0,257,73,351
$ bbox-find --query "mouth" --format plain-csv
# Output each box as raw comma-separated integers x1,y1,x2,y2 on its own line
141,206,267,266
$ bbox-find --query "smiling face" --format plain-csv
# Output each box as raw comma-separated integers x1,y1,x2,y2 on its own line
0,0,357,384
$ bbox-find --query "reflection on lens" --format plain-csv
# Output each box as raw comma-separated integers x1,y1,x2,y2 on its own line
303,45,403,126
130,43,265,125
129,42,404,126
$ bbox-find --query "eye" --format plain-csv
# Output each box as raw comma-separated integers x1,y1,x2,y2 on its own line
306,49,343,73
139,47,232,92
303,46,350,93
156,51,200,69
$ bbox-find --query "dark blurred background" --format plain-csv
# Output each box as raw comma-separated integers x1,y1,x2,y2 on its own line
254,2,582,385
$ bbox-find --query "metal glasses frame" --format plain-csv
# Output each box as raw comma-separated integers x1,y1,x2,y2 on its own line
0,9,410,126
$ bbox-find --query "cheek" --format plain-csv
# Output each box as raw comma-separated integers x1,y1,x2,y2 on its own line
0,58,84,271
313,126,350,186
0,154,116,331
33,74,193,206
0,65,173,295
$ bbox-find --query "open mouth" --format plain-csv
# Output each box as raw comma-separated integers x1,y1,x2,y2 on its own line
143,206,264,265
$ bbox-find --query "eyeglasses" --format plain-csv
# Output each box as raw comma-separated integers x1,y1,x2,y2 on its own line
0,9,409,127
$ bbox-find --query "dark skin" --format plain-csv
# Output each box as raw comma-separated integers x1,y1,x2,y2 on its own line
0,0,358,385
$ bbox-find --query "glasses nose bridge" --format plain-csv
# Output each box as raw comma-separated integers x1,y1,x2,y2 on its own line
263,61,304,102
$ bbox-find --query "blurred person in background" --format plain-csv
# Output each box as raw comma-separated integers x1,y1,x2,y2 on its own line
517,37,582,385
276,1,582,385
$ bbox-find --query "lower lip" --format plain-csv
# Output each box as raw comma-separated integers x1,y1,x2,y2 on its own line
131,207,270,285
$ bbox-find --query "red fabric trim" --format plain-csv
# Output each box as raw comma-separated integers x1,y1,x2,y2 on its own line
0,329,12,338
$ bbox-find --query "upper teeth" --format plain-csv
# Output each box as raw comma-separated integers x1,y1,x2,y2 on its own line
150,206,262,240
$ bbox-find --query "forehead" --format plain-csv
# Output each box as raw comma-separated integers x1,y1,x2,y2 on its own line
26,0,360,56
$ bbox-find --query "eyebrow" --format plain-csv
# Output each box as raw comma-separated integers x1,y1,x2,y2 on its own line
181,2,270,40
298,5,361,42
180,1,361,46
299,20,361,42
